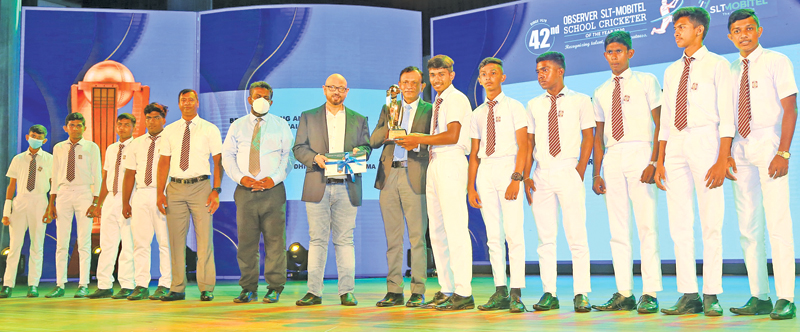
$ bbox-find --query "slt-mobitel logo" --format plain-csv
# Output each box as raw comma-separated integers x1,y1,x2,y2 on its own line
525,18,560,55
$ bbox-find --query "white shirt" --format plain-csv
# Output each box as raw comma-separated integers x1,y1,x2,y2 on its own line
593,68,662,147
470,92,529,159
159,115,223,178
430,84,472,155
123,132,162,189
659,46,735,141
326,106,347,179
222,112,295,185
52,138,102,195
393,98,420,161
6,149,53,196
526,87,595,169
103,138,132,193
731,44,799,137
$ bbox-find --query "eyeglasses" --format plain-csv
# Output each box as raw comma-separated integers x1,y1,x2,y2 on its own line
324,85,348,93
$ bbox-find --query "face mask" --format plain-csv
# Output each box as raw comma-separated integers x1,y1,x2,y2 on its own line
28,138,44,149
252,98,270,115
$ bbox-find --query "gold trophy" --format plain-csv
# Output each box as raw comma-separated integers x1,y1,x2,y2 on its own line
386,84,406,140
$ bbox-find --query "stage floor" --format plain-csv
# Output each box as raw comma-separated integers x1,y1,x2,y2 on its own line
1,275,797,331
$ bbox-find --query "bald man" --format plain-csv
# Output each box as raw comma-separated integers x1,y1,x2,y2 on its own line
292,74,372,306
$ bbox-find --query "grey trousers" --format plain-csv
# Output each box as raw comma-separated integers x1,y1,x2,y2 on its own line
166,180,216,292
234,183,287,292
379,167,428,294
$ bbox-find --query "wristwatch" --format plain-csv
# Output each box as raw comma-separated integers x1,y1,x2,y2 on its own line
777,151,791,159
212,187,222,194
649,161,657,167
511,172,523,181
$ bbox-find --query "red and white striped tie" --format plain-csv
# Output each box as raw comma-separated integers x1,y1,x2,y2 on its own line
179,121,191,171
548,94,563,157
675,56,694,131
738,59,752,138
486,100,498,156
611,76,624,141
66,142,77,182
27,154,37,192
112,144,125,195
430,97,443,161
144,136,157,186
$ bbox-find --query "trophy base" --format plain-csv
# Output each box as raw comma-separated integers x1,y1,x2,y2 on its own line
388,128,407,141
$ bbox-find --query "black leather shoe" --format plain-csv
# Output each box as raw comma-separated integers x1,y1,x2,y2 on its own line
478,289,510,311
127,286,149,300
160,291,186,301
421,291,449,309
509,294,527,313
574,294,591,313
770,299,797,320
661,293,702,315
200,291,214,301
703,294,723,316
0,286,12,298
592,292,636,311
406,293,425,307
234,290,257,303
376,292,404,307
730,297,773,315
636,294,659,314
27,286,39,298
340,293,358,306
87,288,113,299
296,293,322,306
435,293,475,311
74,286,89,298
263,289,281,303
533,292,559,311
111,288,134,299
150,286,169,300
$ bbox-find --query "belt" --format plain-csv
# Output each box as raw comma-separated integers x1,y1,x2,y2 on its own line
170,175,209,184
326,178,346,184
391,160,408,168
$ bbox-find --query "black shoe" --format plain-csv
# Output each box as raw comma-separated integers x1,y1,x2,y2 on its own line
421,291,449,309
661,293,702,315
160,291,186,301
376,292,404,307
200,291,214,301
636,294,659,314
509,293,527,313
27,286,39,298
150,286,169,300
127,286,149,300
0,286,11,298
533,292,560,311
74,286,89,298
574,294,591,313
340,293,358,306
87,288,113,299
111,288,134,299
730,297,773,315
234,290,257,303
435,293,475,311
263,289,281,303
770,299,797,320
406,293,425,307
296,293,322,306
703,294,723,316
592,292,636,311
478,288,510,311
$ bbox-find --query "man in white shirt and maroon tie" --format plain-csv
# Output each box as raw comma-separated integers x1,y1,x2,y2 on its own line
590,31,663,314
653,7,734,316
524,51,595,313
467,57,528,313
725,8,797,320
87,113,137,299
121,103,172,300
157,89,223,301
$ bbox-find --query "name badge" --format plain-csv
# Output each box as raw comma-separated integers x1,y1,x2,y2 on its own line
495,116,501,122
623,95,630,102
38,166,43,171
691,83,698,90
123,155,127,160
78,155,83,160
752,81,758,89
558,110,564,117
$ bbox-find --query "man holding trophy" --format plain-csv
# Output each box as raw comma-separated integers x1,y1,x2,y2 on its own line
370,67,432,308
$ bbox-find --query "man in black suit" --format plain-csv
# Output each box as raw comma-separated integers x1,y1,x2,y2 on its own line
370,66,432,308
293,73,371,306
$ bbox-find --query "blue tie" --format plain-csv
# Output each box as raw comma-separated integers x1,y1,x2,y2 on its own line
393,104,412,161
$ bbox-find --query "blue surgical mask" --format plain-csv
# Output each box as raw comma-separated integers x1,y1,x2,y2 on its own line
28,138,44,149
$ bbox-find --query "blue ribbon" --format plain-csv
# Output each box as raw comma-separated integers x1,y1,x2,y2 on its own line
336,152,364,182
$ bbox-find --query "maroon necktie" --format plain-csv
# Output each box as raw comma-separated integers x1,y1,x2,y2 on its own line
675,56,695,131
145,136,157,186
486,100,498,156
611,76,624,141
548,94,563,157
430,98,443,161
112,144,125,195
179,121,191,171
66,142,78,182
27,154,37,192
738,59,752,138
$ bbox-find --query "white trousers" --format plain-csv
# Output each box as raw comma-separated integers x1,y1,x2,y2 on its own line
426,151,472,296
3,194,48,287
603,142,662,294
731,129,795,300
663,126,724,295
531,159,591,296
476,156,525,289
131,188,172,288
55,187,93,287
96,193,135,289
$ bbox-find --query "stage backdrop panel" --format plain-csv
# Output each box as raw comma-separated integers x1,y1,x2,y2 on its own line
432,0,800,263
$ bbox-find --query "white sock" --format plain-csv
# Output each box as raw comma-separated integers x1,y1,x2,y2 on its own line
756,293,770,301
619,290,633,297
